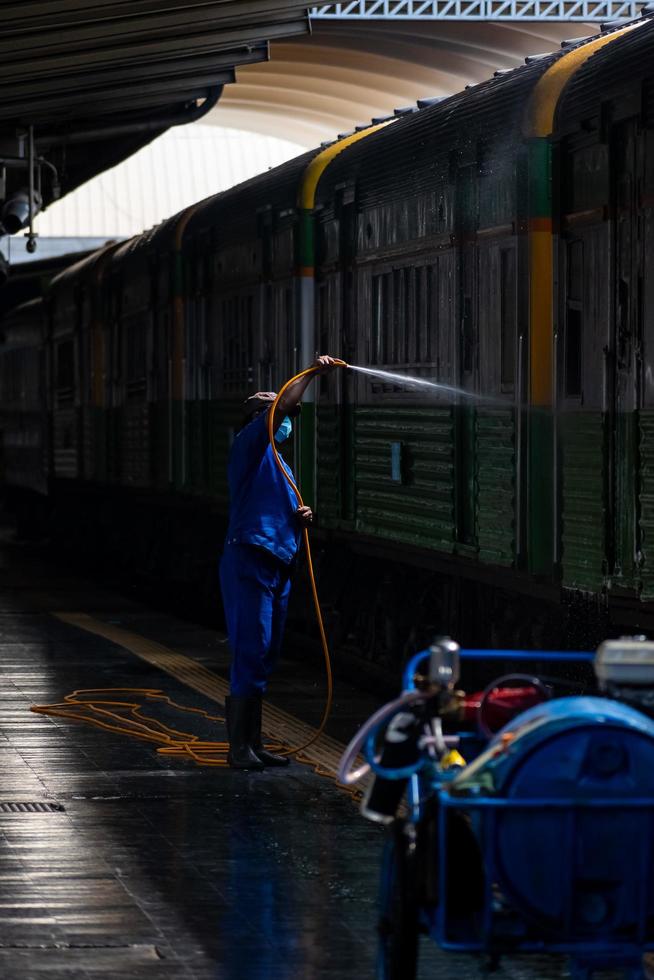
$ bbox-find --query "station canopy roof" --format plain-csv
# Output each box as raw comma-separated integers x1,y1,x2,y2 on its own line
0,1,310,210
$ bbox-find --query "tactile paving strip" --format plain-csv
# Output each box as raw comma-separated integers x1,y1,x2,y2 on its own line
0,802,65,813
53,612,366,790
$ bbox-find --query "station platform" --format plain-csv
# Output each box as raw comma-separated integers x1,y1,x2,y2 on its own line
0,530,620,980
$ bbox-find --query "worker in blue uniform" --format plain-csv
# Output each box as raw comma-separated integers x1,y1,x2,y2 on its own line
220,355,338,770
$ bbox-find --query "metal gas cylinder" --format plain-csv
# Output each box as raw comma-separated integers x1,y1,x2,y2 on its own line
595,636,654,718
448,696,654,936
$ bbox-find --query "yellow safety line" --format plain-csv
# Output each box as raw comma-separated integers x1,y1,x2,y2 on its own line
50,612,365,790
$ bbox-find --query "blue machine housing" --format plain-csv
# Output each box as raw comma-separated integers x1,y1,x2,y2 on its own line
351,647,654,977
429,695,654,971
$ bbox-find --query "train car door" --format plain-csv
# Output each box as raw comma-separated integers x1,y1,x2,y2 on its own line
608,117,642,589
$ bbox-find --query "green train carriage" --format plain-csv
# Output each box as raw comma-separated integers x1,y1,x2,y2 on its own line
2,15,654,663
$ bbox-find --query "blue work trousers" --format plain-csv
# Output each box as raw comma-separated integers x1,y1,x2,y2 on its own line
219,542,293,697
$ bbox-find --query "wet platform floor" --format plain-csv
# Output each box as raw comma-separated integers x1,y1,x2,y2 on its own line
0,533,629,979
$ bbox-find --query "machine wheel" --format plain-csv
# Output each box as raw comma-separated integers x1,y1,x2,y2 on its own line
376,818,420,980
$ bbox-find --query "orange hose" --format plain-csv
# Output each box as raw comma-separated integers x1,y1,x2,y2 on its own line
266,361,347,756
31,689,232,766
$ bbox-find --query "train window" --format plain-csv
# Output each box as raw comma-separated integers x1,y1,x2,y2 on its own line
56,340,75,406
426,266,436,366
568,145,608,213
565,308,583,399
318,283,330,398
373,266,444,368
567,241,583,303
371,273,386,364
414,264,437,366
371,274,380,364
405,268,415,364
500,249,517,390
1,351,19,404
157,257,170,306
414,267,423,361
404,269,412,364
126,318,146,400
565,240,583,399
392,269,404,365
284,287,294,373
221,293,254,392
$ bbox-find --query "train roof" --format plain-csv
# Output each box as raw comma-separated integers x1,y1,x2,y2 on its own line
316,13,654,210
558,14,654,131
88,8,654,268
48,239,124,292
0,297,43,350
181,10,654,239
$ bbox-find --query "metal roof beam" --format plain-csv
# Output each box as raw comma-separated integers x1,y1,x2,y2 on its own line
0,74,237,122
310,0,646,19
0,2,311,208
1,1,308,54
0,18,308,80
43,89,220,120
0,0,309,29
0,46,267,105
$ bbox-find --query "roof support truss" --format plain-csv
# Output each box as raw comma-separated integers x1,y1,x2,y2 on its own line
310,0,647,20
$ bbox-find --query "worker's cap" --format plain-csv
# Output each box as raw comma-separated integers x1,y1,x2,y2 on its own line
243,391,277,421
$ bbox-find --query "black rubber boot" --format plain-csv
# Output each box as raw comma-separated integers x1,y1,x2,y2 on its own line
250,697,290,767
225,696,264,771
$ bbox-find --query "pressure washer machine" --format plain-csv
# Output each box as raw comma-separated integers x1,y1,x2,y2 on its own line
339,638,654,980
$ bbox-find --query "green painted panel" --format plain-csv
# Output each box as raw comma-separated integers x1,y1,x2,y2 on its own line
527,138,552,219
528,409,554,576
352,406,454,550
477,409,515,566
613,409,639,589
455,404,477,548
559,411,606,591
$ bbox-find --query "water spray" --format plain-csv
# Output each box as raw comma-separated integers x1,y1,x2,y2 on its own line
347,364,506,406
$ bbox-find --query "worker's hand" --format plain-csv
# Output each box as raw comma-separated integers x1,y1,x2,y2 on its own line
295,505,314,527
312,355,340,374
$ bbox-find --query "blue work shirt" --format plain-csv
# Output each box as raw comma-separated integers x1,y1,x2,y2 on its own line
224,411,300,564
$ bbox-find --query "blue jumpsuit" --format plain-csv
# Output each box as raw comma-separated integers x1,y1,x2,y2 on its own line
219,412,301,697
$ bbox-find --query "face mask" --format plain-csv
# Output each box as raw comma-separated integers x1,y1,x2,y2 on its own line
274,417,293,443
